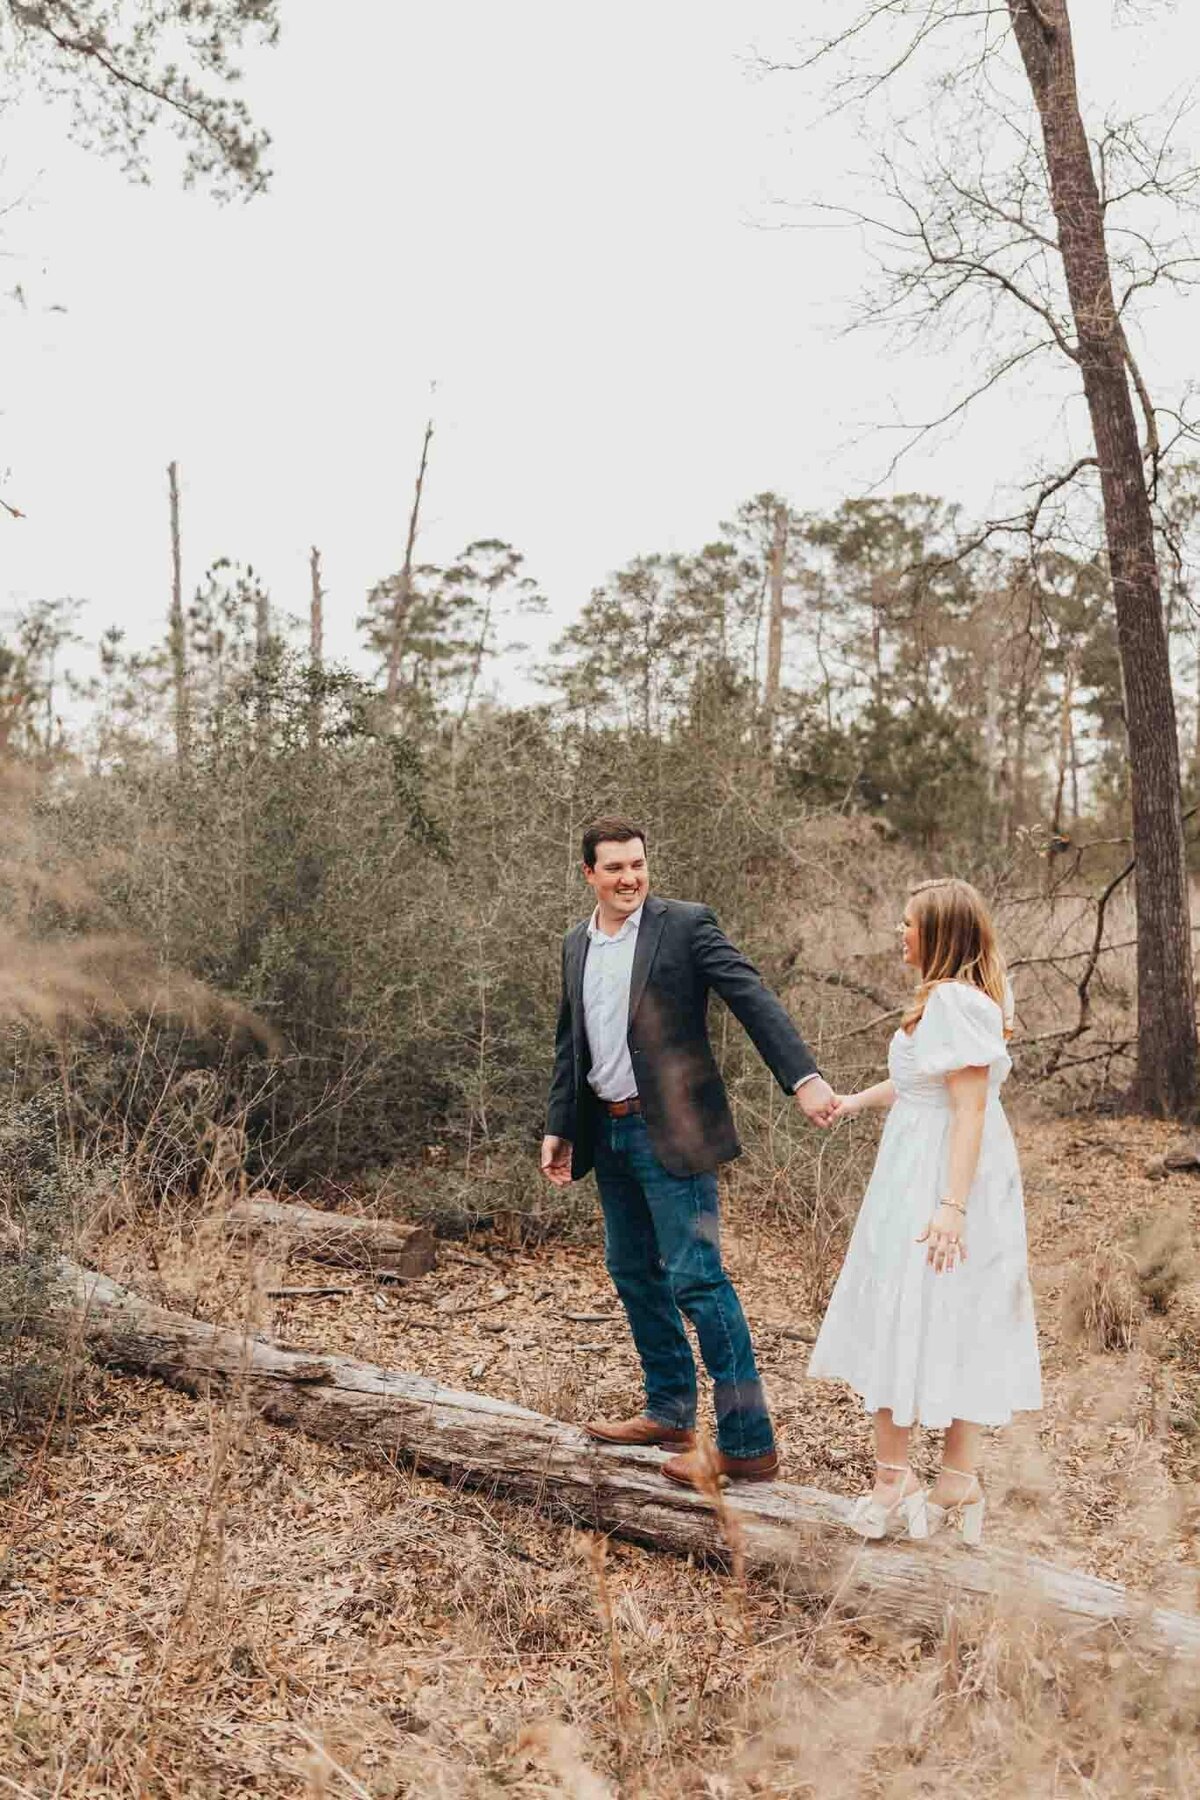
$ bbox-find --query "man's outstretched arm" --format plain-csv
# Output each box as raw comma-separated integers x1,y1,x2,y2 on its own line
542,951,577,1183
692,908,836,1125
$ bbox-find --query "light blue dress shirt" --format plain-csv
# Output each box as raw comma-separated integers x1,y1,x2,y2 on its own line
582,903,643,1102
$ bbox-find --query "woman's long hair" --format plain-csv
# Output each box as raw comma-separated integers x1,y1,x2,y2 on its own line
902,877,1010,1034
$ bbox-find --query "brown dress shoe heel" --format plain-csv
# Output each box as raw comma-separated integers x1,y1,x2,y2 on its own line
584,1414,697,1449
661,1446,780,1490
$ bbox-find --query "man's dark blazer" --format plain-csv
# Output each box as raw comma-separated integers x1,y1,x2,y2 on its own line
545,894,819,1180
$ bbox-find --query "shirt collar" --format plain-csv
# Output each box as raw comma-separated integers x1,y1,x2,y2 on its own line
587,903,644,944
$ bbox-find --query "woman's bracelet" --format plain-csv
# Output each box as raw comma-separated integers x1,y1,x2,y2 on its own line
941,1198,967,1214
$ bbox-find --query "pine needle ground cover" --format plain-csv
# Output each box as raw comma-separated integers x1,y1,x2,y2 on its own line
3,1112,1199,1798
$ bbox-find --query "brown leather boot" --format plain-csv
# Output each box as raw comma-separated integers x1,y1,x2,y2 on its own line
584,1413,697,1449
660,1445,780,1488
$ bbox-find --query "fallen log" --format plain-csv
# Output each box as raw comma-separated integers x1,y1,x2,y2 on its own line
41,1260,1200,1656
224,1195,435,1277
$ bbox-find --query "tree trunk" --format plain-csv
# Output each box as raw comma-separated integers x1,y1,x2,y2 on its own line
167,461,189,764
457,597,493,731
763,503,788,751
1069,698,1081,826
1007,0,1198,1116
982,606,1001,807
870,570,885,711
254,578,271,751
309,545,324,755
1011,627,1032,848
1050,650,1076,842
224,1195,436,1277
37,1259,1200,1655
385,417,434,706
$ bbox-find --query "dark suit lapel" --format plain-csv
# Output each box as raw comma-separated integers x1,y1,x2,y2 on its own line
628,896,667,1027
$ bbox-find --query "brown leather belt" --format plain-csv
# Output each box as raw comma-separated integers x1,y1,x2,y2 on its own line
602,1097,642,1117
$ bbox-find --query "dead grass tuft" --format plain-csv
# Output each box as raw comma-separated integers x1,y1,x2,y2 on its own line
1063,1245,1143,1352
1132,1206,1198,1313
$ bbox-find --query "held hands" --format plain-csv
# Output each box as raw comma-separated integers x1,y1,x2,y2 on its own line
539,1134,573,1188
917,1202,966,1274
795,1075,838,1128
828,1091,867,1124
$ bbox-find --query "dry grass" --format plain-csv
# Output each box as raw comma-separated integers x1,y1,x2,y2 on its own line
4,1110,1200,1795
1132,1208,1198,1314
1063,1247,1144,1352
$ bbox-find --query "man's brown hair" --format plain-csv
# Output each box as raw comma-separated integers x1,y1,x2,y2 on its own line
581,816,648,870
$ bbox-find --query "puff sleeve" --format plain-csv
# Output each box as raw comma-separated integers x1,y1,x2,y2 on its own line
912,981,1011,1082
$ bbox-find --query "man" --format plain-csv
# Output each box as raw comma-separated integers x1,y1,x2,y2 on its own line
541,815,835,1488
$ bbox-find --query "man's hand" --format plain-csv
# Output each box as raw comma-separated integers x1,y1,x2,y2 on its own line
540,1134,574,1187
795,1075,838,1128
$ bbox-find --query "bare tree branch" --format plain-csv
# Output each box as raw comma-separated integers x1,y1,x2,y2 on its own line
6,1,279,197
868,339,1057,483
1117,322,1162,484
784,963,896,1011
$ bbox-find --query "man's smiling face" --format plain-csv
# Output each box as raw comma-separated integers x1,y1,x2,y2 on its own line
584,837,649,927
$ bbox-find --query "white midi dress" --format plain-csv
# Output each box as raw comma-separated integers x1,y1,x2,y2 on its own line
808,980,1042,1429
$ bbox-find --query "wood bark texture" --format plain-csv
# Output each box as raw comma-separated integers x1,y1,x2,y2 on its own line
224,1195,436,1277
40,1259,1200,1656
1007,0,1198,1114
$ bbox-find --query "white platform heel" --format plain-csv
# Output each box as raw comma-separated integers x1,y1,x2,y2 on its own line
847,1459,930,1541
923,1466,986,1547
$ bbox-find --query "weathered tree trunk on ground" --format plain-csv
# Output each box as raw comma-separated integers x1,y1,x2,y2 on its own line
40,1261,1200,1655
1007,0,1198,1116
224,1196,436,1277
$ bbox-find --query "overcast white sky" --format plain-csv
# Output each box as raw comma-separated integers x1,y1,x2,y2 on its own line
2,1,1196,693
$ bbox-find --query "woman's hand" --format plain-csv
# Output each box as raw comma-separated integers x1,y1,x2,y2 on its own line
917,1202,966,1274
828,1079,895,1122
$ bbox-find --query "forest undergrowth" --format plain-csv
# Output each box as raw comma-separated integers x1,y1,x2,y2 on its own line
0,730,1196,1795
3,1102,1200,1798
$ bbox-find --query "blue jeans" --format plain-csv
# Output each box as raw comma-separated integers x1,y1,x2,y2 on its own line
593,1112,774,1459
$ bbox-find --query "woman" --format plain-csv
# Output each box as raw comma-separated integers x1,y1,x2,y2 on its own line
807,877,1041,1544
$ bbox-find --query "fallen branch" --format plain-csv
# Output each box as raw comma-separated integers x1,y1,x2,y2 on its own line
441,1286,512,1318
225,1195,436,1278
442,1247,493,1269
266,1285,352,1299
34,1260,1200,1657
